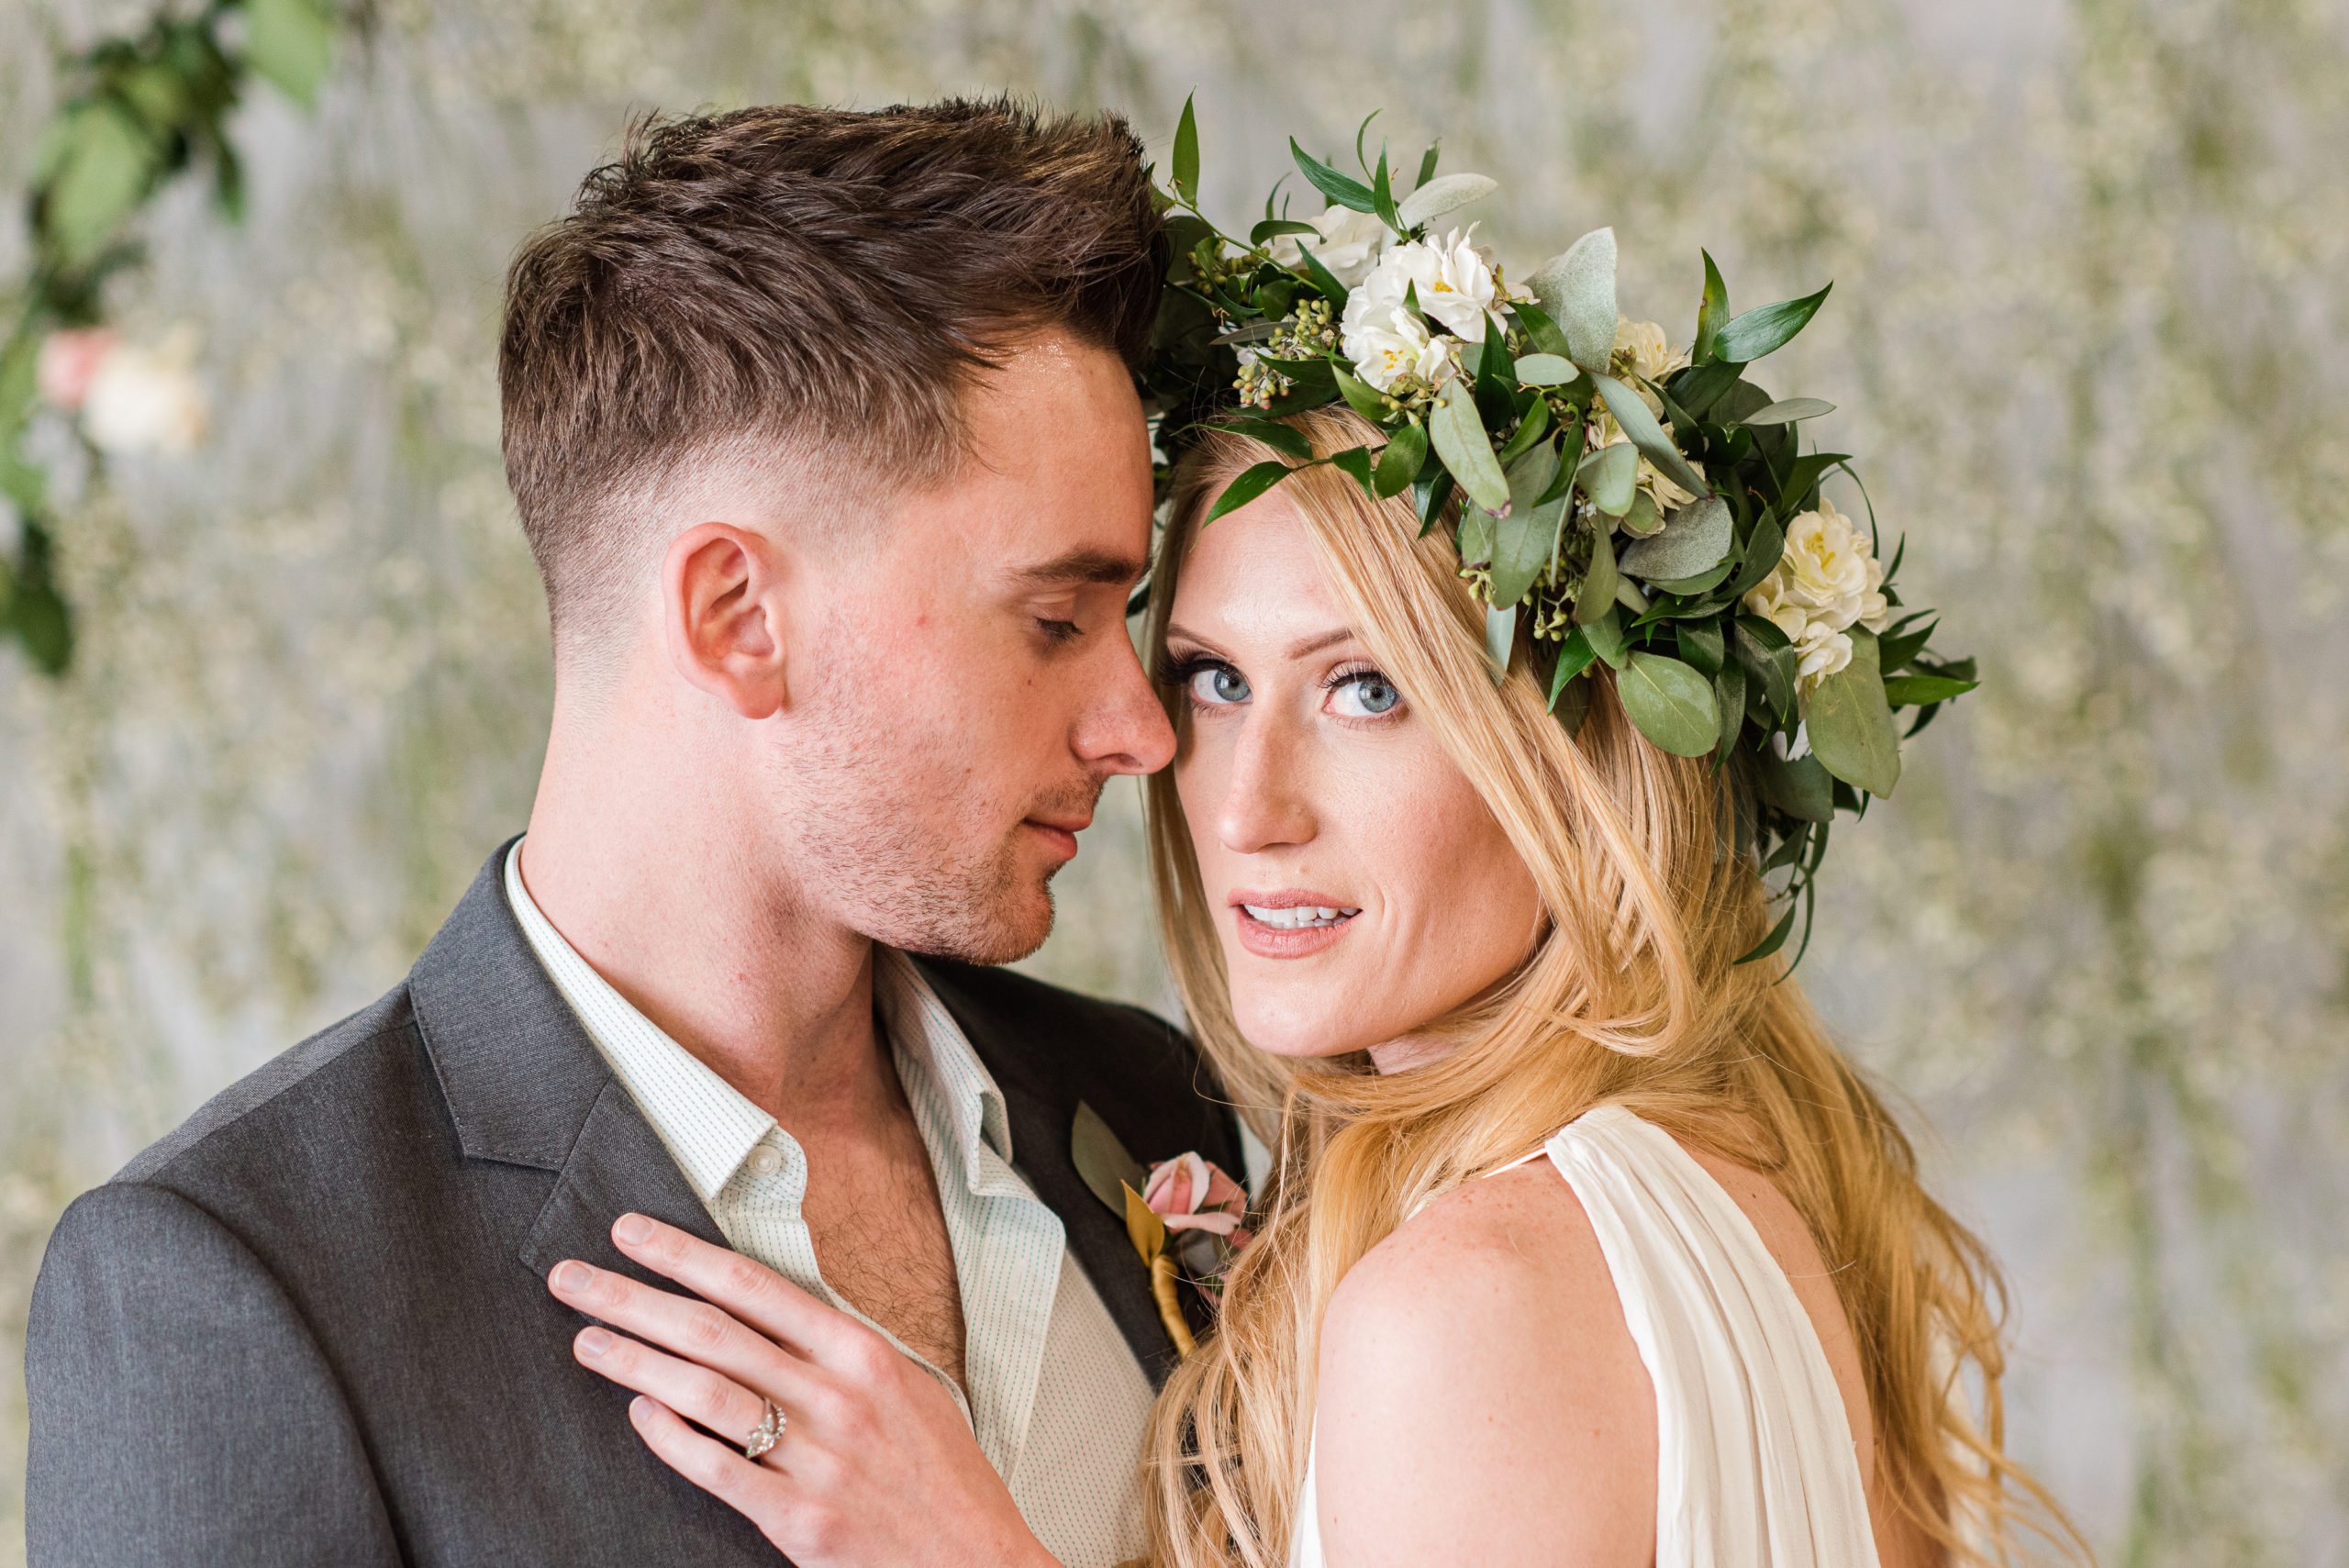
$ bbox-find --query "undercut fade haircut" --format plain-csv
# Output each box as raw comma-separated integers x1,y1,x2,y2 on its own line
498,95,1165,659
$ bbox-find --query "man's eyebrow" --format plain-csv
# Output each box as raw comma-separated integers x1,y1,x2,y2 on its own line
1006,549,1150,588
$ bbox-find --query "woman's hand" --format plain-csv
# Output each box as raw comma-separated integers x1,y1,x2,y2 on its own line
547,1213,1058,1568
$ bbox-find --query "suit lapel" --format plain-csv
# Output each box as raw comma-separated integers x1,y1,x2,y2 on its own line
914,962,1183,1387
408,840,731,1295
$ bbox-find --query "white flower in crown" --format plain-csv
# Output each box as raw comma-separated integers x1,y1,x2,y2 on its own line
1743,496,1891,693
1373,224,1512,342
1340,299,1459,393
80,326,208,455
1267,206,1389,289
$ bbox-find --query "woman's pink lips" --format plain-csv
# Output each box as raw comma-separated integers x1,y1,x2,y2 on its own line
1230,901,1358,960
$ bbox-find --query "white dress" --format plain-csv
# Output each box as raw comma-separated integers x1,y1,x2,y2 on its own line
1289,1104,1882,1567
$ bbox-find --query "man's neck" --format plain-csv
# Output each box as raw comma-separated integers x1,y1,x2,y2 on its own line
518,716,891,1127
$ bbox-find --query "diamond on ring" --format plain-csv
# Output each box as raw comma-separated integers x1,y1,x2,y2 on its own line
743,1398,785,1461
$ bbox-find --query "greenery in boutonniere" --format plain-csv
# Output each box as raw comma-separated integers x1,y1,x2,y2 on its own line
1137,98,1979,969
1071,1102,1252,1360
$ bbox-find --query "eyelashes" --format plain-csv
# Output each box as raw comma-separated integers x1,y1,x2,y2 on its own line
1154,651,1405,717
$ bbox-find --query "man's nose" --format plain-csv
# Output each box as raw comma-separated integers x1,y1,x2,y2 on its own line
1074,628,1178,776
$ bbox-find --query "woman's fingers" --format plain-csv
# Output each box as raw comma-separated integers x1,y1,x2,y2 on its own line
547,1257,821,1407
607,1213,872,1367
626,1396,836,1557
573,1325,777,1459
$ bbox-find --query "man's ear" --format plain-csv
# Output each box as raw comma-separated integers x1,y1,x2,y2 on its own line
662,521,787,719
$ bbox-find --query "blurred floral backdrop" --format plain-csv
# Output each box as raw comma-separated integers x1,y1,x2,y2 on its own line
5,0,2347,1562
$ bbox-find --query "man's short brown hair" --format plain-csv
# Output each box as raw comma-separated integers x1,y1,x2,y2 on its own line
498,96,1165,652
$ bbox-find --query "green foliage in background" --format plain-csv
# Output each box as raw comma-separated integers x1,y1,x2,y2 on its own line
1,0,343,672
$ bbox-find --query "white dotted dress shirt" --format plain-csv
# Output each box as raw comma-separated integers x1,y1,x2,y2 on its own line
505,844,1155,1566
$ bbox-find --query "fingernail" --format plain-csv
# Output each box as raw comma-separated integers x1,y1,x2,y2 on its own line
577,1327,613,1359
551,1261,592,1294
629,1396,654,1424
614,1214,652,1246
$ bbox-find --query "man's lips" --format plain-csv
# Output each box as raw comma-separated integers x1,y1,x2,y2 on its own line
1022,816,1090,861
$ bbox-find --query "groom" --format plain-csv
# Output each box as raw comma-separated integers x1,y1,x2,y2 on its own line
28,99,1241,1566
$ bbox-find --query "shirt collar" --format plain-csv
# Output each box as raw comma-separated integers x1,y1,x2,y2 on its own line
502,842,775,1203
873,946,1015,1186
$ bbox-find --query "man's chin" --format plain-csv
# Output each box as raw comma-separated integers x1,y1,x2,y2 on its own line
885,881,1056,967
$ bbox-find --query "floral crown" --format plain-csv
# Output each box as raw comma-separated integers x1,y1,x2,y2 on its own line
1137,102,1978,967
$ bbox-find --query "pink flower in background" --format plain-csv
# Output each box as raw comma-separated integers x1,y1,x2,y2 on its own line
1142,1151,1252,1251
36,328,118,412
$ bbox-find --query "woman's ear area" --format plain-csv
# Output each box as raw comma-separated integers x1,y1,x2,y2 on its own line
662,520,787,719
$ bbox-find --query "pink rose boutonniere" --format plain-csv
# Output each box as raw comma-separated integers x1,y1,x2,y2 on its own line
1071,1103,1254,1359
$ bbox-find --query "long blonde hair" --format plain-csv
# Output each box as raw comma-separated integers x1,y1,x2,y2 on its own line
1139,406,2084,1567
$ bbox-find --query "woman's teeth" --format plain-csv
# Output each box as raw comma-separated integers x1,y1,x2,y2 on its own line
1241,905,1358,929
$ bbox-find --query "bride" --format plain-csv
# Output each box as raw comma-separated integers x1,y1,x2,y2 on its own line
538,406,2081,1567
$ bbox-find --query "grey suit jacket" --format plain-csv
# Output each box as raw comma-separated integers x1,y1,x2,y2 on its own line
25,841,1241,1566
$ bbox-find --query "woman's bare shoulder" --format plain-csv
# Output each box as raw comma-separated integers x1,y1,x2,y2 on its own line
1308,1162,1655,1568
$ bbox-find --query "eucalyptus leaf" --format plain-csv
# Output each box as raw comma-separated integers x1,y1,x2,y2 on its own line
1713,657,1747,757
1620,495,1732,580
1289,138,1377,213
1291,241,1352,305
1218,417,1316,461
1331,364,1390,423
1695,249,1730,365
1495,399,1552,467
1618,490,1664,538
1415,140,1442,188
1732,616,1797,726
1757,749,1835,823
1456,506,1495,566
1803,627,1901,796
1575,525,1618,626
1882,673,1980,706
1396,172,1497,229
1486,442,1563,606
1510,300,1575,361
1249,217,1319,244
1644,560,1736,597
1429,381,1510,513
1371,145,1402,231
1725,511,1788,600
1331,446,1376,495
1583,605,1629,668
1203,460,1296,526
1512,353,1578,386
1676,620,1726,675
1712,283,1833,364
1618,651,1720,757
1739,397,1836,426
1548,628,1599,709
1591,373,1710,500
1528,227,1617,371
1171,92,1200,201
1485,603,1518,677
1576,440,1638,516
1374,422,1428,497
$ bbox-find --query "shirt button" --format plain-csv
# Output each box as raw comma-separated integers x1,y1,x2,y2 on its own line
748,1145,784,1176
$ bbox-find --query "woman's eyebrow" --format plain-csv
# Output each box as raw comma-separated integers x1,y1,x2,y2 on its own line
1164,624,1359,661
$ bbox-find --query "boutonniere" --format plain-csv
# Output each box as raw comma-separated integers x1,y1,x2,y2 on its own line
1071,1101,1253,1358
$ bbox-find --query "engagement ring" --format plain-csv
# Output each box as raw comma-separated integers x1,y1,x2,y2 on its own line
743,1398,785,1462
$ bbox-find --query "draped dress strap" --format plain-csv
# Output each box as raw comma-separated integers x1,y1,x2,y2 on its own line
1287,1103,1880,1567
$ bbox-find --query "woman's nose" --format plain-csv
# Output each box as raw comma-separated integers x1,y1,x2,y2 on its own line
1216,711,1316,854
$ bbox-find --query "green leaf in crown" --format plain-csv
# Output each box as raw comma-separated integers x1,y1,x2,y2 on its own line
1137,98,1981,972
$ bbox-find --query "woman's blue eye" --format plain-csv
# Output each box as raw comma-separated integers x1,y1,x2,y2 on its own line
1188,664,1251,706
1330,673,1401,717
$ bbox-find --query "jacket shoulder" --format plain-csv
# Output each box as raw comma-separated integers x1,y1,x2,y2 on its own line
115,984,423,1189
